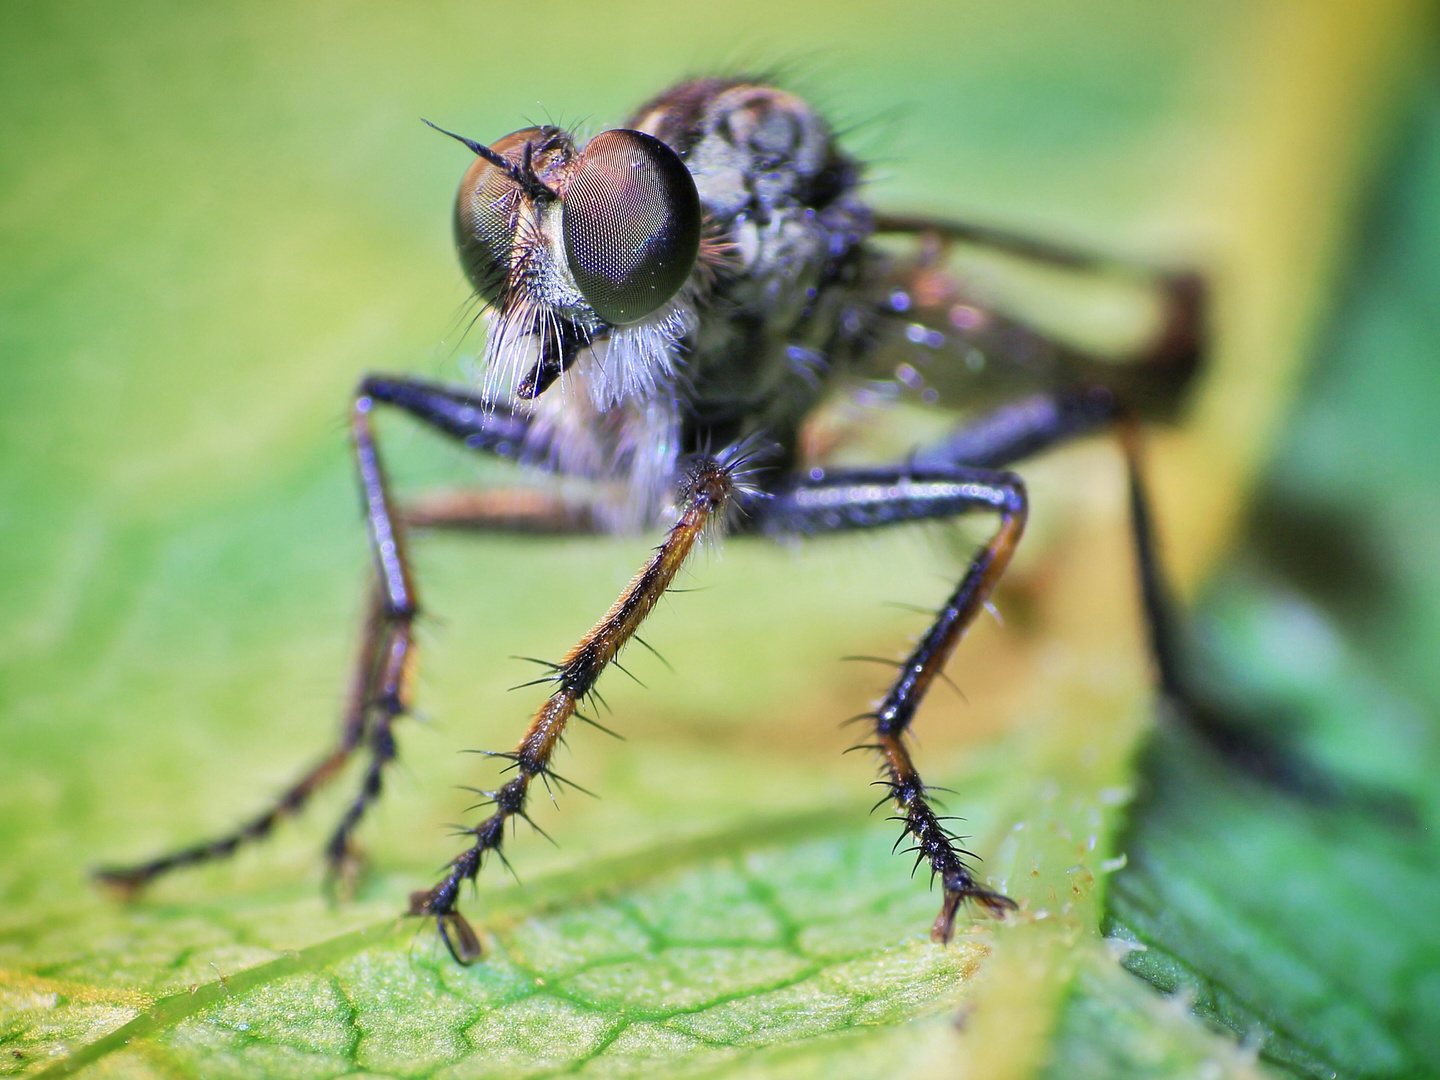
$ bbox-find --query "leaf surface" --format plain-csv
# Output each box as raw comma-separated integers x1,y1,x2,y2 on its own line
0,2,1432,1078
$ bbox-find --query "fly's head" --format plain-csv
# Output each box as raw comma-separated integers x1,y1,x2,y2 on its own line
433,120,704,407
436,82,865,420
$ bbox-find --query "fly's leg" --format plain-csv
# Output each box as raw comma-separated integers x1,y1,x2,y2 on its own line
915,391,1192,708
96,375,589,894
1115,420,1185,703
409,453,743,964
912,386,1119,471
742,381,1197,940
773,389,1342,938
747,466,1029,940
403,489,595,533
1112,421,1378,808
94,583,391,894
316,396,423,887
96,397,428,891
334,395,606,882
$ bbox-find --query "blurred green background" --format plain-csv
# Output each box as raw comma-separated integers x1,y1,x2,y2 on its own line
2,1,1438,1078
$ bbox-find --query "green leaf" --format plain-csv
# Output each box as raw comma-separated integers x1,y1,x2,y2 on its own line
1,2,1434,1078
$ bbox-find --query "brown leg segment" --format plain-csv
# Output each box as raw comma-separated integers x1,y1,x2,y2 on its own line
402,488,596,534
408,454,741,963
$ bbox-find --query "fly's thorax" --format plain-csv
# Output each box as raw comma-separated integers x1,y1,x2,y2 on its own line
630,83,834,215
628,80,873,425
677,85,832,220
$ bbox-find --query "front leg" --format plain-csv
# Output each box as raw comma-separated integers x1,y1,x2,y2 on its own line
96,376,586,894
749,466,1029,940
94,398,427,894
409,452,746,963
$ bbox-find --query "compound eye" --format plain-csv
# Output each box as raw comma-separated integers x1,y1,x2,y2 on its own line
562,129,701,325
454,127,544,302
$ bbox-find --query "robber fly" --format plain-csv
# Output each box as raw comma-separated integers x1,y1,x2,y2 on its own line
96,78,1205,964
